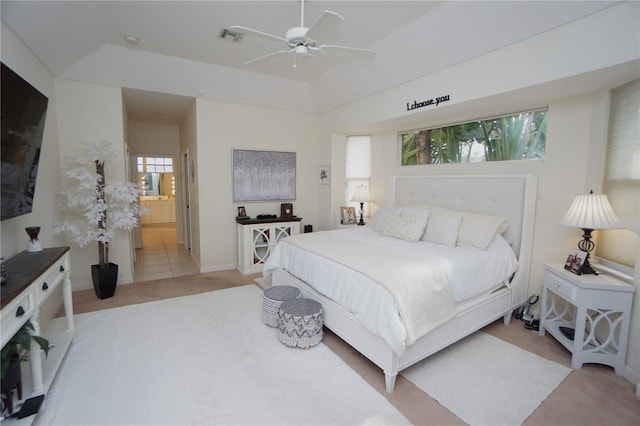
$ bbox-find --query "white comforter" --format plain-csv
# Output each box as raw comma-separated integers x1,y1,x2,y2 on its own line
263,227,517,354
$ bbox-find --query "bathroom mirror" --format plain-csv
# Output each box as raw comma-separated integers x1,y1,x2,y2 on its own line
139,172,175,197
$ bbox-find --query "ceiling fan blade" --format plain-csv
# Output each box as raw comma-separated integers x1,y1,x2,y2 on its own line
228,26,289,45
305,10,344,41
243,48,295,66
318,44,376,59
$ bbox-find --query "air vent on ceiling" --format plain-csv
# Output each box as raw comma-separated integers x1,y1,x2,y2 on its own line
218,28,242,42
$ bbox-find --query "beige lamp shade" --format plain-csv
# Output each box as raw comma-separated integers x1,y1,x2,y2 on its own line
559,191,624,230
350,185,371,203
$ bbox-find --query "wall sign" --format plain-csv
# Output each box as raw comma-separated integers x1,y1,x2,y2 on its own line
406,94,450,111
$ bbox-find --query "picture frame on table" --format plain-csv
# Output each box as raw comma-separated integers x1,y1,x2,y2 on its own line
237,206,248,218
564,248,588,275
340,206,357,225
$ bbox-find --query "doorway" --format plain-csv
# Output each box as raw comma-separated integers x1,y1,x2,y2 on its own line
133,155,197,282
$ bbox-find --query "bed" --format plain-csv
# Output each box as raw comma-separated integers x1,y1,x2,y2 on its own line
263,174,537,392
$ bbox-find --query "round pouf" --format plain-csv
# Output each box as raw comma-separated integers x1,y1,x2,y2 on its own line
277,298,323,349
262,286,301,327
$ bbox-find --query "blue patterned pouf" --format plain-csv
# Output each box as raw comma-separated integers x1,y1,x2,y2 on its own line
262,286,301,327
277,298,323,348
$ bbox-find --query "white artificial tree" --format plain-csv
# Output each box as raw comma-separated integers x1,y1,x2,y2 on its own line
53,140,144,269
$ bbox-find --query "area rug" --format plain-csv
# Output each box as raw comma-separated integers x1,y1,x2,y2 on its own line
402,331,571,425
35,285,409,425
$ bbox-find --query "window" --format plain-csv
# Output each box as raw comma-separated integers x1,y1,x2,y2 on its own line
596,79,639,269
346,136,371,216
137,156,173,173
137,157,175,197
400,109,547,165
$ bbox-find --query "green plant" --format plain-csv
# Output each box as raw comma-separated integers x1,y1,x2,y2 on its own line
1,320,51,379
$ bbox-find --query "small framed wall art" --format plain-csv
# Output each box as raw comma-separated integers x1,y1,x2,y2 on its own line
319,165,330,185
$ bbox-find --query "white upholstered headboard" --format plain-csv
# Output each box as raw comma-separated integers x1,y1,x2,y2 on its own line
388,174,538,305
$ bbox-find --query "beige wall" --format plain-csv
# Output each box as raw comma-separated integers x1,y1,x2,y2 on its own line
179,102,200,269
193,99,320,272
0,22,64,259
54,79,133,289
318,2,639,387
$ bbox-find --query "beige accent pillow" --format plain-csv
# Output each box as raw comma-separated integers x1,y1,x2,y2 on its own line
369,206,402,232
400,206,431,223
380,215,428,243
457,212,508,250
422,210,462,247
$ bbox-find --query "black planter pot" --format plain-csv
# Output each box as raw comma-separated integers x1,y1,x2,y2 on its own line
91,262,119,299
1,355,22,415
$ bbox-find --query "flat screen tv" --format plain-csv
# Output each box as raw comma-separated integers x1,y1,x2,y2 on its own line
1,62,49,221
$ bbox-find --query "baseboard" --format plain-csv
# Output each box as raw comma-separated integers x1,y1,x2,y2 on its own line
199,263,237,273
625,364,640,392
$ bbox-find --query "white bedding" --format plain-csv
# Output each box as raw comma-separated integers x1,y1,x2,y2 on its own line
263,227,517,354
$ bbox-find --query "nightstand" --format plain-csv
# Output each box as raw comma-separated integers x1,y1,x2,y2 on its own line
539,263,635,375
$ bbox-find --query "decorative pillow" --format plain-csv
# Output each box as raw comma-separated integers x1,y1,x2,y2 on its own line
368,206,402,232
422,210,462,247
380,215,427,243
457,212,508,250
400,205,430,223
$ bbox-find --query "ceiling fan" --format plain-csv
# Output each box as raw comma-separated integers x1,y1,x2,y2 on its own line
229,0,376,68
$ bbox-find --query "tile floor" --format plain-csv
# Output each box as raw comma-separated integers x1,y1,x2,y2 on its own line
133,224,199,282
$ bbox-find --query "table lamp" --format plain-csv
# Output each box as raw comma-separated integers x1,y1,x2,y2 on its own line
559,190,624,274
350,185,371,226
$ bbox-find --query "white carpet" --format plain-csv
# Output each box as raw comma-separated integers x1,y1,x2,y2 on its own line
36,285,409,425
402,331,571,426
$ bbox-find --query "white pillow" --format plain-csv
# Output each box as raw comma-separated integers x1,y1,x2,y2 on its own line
457,212,508,250
422,210,462,247
368,206,402,232
400,205,430,222
380,215,427,243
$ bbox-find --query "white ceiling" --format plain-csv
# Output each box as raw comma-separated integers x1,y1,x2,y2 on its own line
1,1,618,123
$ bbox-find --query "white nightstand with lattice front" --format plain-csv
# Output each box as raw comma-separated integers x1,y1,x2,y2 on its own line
237,218,301,275
539,263,634,375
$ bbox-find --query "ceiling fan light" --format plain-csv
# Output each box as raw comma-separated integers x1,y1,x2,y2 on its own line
295,45,309,55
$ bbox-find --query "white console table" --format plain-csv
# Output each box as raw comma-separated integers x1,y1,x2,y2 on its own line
237,217,302,275
1,247,75,422
539,263,634,375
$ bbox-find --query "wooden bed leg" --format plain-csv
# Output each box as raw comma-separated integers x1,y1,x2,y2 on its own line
384,372,397,393
503,312,512,325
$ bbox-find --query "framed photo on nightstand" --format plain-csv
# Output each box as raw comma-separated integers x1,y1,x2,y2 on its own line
340,207,357,225
564,248,588,275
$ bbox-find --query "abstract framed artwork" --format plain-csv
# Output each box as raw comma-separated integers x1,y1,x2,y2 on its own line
233,149,296,201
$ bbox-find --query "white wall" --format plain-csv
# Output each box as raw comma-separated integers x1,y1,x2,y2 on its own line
193,99,320,272
54,79,134,289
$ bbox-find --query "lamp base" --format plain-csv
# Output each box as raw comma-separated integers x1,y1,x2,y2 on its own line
357,202,365,226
